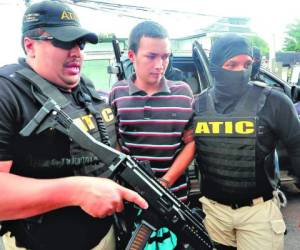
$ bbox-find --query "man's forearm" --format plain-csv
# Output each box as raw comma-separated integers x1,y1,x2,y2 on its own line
162,141,195,187
0,172,81,220
0,171,148,220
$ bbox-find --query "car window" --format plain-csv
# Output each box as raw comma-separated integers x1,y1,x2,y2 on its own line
259,67,292,98
172,56,201,94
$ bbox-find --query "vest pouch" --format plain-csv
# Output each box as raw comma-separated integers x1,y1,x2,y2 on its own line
69,138,107,177
73,160,107,177
68,105,108,177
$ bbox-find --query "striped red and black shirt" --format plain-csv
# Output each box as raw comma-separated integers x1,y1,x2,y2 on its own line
109,76,193,202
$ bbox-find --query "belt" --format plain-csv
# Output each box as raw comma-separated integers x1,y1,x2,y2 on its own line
217,193,273,209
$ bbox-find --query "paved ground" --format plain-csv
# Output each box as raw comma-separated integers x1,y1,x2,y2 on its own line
281,184,300,250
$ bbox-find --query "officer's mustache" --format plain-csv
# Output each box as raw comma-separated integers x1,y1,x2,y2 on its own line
64,58,82,67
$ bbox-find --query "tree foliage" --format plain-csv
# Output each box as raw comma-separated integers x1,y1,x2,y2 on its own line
283,19,300,52
248,35,269,57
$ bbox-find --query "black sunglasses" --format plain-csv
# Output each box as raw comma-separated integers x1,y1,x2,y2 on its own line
31,36,86,50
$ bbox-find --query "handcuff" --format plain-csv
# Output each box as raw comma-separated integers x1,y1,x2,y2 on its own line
159,178,171,188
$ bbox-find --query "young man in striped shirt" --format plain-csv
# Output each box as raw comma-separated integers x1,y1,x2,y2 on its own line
109,21,195,249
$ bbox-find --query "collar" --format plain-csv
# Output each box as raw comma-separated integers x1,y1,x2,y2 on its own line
19,57,31,69
128,73,171,95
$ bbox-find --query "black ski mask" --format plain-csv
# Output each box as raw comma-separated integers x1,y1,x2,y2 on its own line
209,34,253,113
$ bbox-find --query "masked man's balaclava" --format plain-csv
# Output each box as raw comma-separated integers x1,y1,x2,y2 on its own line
251,47,262,80
209,33,253,113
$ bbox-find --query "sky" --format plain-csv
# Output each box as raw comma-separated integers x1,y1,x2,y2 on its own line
0,0,299,66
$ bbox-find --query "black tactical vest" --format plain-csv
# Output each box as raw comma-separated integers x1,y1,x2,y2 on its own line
194,85,269,200
0,63,116,178
0,63,116,249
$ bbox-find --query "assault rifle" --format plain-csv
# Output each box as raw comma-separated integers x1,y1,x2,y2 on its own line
20,98,214,250
109,35,125,80
107,36,135,82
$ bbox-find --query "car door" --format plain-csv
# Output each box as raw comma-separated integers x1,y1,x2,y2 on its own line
192,40,213,93
259,67,292,97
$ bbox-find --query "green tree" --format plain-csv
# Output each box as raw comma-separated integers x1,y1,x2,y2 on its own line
248,35,269,56
283,19,300,51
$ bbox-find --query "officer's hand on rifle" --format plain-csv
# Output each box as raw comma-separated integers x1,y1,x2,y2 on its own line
75,177,148,218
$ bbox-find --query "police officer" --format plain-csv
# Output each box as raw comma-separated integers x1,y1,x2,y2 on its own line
193,33,300,250
0,1,147,250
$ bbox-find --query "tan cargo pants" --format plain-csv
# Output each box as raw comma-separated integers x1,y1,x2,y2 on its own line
199,196,286,250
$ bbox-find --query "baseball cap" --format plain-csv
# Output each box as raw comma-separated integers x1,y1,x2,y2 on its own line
22,0,98,44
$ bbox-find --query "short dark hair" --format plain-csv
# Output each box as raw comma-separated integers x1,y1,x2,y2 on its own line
21,28,45,54
128,21,169,53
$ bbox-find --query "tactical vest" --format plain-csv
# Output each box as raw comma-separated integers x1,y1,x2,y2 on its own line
0,63,116,249
0,64,116,177
194,85,270,199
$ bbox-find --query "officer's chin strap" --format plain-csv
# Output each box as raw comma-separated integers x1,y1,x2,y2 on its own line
273,188,287,208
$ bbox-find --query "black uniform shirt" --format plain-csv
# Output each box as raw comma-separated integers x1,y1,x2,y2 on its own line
0,59,113,250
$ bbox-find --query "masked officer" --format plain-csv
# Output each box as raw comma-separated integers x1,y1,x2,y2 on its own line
0,1,148,250
193,33,300,250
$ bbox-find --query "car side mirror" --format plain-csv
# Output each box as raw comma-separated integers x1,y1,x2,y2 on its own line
291,85,300,103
